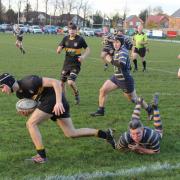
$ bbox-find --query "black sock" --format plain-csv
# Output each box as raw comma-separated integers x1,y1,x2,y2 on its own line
97,130,107,139
142,61,146,70
37,149,46,158
133,59,138,69
98,107,104,112
146,105,152,114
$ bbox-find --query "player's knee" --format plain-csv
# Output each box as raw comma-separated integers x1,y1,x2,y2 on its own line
63,129,77,138
26,120,37,129
67,80,74,86
131,96,137,104
99,87,106,96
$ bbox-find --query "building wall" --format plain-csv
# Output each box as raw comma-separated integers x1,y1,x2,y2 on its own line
169,17,180,30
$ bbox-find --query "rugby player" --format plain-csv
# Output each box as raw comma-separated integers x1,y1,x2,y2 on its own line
101,32,115,71
90,36,153,120
56,22,90,104
0,73,115,163
13,25,26,54
116,94,163,154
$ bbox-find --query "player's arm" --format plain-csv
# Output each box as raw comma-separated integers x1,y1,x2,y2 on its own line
128,144,160,154
116,133,129,151
78,38,90,62
111,55,127,68
177,54,180,59
140,35,148,45
79,47,90,62
42,77,65,115
56,37,66,54
56,45,63,54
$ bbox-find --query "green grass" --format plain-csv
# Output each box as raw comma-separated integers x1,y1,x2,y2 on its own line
0,33,180,179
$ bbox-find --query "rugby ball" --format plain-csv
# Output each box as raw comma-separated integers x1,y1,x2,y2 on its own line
16,98,37,111
178,68,180,79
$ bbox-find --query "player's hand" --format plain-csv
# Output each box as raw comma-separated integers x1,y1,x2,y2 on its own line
77,56,85,62
17,109,34,117
105,55,112,63
53,102,65,116
128,143,139,151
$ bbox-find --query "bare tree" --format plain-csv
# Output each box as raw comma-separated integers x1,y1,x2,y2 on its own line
36,0,39,11
57,0,65,25
66,0,76,22
17,0,22,24
52,0,58,16
24,0,32,23
0,0,2,23
75,0,83,25
82,0,91,27
44,0,49,24
153,6,163,15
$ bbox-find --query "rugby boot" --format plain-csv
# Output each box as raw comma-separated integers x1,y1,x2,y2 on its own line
106,128,116,149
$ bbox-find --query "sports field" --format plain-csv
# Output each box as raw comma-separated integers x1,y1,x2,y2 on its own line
0,33,180,180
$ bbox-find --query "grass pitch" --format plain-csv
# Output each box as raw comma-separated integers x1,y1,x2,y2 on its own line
0,33,180,179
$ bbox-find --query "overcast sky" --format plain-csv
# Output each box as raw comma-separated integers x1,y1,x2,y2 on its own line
3,0,180,16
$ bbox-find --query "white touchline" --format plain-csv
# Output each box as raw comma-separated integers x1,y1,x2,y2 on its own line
42,162,180,180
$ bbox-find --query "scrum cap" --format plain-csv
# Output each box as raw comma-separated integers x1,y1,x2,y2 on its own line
0,73,15,90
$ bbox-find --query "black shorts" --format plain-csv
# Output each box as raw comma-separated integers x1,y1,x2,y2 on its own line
17,37,23,41
37,93,70,121
134,47,146,57
61,64,81,82
110,75,134,93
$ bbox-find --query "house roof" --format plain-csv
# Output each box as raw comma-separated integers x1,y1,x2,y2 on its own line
126,15,143,23
171,8,180,18
146,15,168,23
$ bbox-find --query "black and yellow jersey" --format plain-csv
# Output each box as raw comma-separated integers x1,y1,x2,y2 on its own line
59,35,88,62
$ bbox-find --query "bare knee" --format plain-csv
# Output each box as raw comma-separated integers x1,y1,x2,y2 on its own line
26,120,37,129
67,80,73,86
63,129,78,138
99,87,107,96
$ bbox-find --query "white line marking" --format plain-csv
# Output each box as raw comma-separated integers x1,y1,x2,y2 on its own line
43,162,180,180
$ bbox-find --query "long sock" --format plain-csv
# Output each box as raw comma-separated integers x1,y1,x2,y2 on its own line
153,108,163,136
133,59,138,69
131,103,141,120
142,61,146,70
70,84,78,96
36,148,46,158
97,130,107,139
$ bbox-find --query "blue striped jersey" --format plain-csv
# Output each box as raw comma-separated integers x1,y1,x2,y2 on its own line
112,47,131,80
116,127,160,152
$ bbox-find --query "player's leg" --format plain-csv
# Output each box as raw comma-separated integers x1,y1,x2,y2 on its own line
140,47,147,72
67,67,80,105
19,41,25,54
56,117,116,148
151,93,163,138
101,51,109,71
125,90,153,120
90,79,118,116
132,49,138,72
15,40,19,48
26,108,52,163
60,69,68,94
